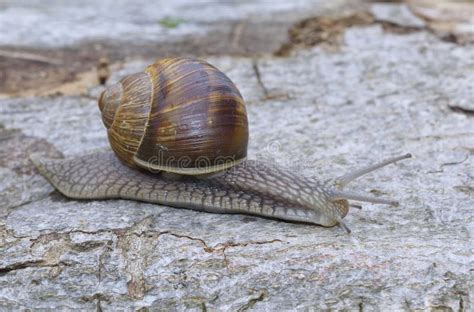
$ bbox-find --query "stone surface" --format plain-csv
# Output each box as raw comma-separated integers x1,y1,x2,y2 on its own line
0,1,473,311
0,0,360,97
0,0,332,47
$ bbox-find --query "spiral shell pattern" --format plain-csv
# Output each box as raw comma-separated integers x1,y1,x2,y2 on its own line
98,58,249,174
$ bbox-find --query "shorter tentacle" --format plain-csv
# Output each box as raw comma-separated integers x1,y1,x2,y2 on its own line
350,204,362,209
329,190,399,206
335,215,351,233
326,153,411,232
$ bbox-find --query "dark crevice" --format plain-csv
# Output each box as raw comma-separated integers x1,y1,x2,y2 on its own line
448,105,474,116
404,298,411,310
0,260,70,276
459,295,464,312
80,293,111,304
96,299,103,312
375,19,424,34
200,301,207,312
0,260,43,275
166,232,214,253
251,58,291,101
236,291,267,312
98,242,113,284
252,59,269,98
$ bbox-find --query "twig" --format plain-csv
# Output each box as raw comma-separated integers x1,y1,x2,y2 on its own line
0,49,62,65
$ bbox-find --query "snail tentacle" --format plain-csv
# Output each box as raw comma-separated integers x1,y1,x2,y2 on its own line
324,153,412,208
335,215,351,234
328,190,399,206
334,154,412,187
349,204,362,209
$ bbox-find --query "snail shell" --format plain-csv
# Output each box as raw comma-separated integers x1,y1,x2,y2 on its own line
98,58,249,175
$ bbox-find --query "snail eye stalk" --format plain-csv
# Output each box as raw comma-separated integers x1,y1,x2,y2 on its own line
334,154,412,188
328,153,412,233
328,153,411,204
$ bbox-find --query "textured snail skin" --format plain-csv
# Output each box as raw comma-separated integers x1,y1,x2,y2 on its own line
32,151,348,227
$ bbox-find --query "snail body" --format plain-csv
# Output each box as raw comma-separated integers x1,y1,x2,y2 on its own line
33,57,410,232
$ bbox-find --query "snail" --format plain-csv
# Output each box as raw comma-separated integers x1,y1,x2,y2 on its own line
33,57,411,233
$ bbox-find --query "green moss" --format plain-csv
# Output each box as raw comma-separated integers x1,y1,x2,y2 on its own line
159,17,185,29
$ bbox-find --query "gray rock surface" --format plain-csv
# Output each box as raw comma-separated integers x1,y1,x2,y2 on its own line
0,0,343,48
1,1,473,311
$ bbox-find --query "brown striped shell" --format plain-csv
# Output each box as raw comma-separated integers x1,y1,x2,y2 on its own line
98,58,249,175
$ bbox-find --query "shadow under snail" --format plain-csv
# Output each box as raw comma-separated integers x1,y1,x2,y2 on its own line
33,57,411,233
